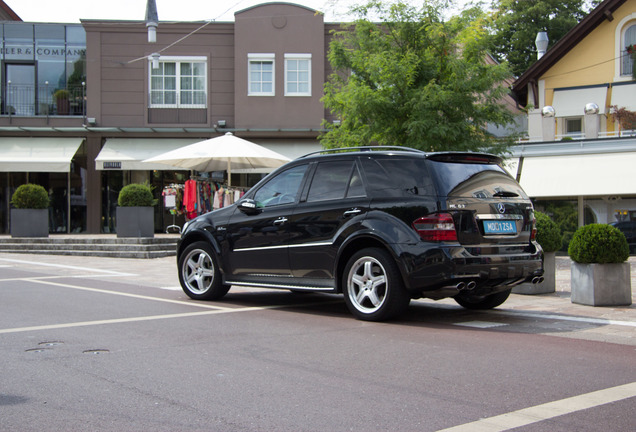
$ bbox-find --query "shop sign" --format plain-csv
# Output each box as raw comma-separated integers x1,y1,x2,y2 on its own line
2,44,33,60
103,162,122,169
1,44,86,61
36,45,86,61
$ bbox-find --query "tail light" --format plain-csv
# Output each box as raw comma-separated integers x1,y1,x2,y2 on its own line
530,214,537,241
413,213,458,241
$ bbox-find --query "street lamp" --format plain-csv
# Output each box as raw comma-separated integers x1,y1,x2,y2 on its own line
145,0,158,43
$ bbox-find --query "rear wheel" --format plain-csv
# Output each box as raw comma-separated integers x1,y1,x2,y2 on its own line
178,241,230,300
454,289,511,310
342,248,410,321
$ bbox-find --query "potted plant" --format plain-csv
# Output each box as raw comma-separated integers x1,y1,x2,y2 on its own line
54,89,70,115
116,183,157,238
568,224,631,306
10,184,50,238
513,211,561,294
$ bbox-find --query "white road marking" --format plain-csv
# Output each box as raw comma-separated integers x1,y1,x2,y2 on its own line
0,257,135,276
0,305,293,335
437,381,636,432
490,310,636,328
0,300,340,335
28,278,231,310
454,321,508,329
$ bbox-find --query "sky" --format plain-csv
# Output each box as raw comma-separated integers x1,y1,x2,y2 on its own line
6,0,471,23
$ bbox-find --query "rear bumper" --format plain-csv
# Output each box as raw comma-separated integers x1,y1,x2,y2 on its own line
397,242,544,296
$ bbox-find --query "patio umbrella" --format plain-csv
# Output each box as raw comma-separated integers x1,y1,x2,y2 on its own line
142,132,291,186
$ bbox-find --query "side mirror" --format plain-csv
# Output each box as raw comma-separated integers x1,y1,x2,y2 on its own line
238,199,261,215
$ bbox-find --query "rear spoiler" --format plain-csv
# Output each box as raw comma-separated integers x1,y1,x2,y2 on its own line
426,152,502,165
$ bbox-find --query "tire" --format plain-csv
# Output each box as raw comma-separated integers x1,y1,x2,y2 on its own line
178,241,230,300
342,248,410,321
454,289,511,310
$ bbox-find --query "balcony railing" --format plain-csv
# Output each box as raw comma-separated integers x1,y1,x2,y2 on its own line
2,83,86,117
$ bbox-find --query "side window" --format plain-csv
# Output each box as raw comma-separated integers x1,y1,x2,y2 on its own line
253,165,307,208
361,157,435,197
307,160,358,202
346,165,366,198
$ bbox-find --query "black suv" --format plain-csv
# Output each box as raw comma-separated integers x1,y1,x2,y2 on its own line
177,147,543,321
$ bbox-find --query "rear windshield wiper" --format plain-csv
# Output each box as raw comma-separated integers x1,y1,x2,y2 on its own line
493,191,519,198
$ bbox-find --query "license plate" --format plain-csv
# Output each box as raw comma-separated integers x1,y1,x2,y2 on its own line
483,220,517,234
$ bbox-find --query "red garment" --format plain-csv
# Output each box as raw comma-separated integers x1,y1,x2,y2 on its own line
184,180,198,218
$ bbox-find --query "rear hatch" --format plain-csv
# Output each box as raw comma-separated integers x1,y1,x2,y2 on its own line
426,153,535,249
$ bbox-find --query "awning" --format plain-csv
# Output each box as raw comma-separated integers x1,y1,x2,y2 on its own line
518,152,636,197
551,85,608,117
610,83,636,111
96,139,201,170
0,137,84,172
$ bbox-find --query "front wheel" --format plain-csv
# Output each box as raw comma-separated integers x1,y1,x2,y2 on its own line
342,248,410,321
454,289,511,310
178,241,230,300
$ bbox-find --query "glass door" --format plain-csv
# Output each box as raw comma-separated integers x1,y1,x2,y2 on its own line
6,64,35,116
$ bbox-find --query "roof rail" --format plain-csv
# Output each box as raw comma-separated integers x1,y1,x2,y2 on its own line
299,146,424,159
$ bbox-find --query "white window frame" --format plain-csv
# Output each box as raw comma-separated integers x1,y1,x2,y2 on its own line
149,56,207,108
614,14,636,81
248,53,275,96
285,53,311,97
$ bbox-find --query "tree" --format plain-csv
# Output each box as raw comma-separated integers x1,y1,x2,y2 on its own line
486,0,600,77
321,0,516,153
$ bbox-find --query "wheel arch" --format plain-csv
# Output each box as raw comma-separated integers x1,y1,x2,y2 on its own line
335,234,407,294
177,229,223,267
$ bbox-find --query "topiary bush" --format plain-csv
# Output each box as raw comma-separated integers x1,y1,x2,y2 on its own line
11,184,50,209
568,224,629,264
117,183,157,207
535,211,561,253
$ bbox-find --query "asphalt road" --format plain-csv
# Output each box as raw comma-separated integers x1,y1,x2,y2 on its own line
1,254,635,431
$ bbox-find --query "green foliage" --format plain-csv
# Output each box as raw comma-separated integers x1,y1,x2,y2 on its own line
118,183,157,207
568,224,629,264
538,201,577,251
11,184,50,209
321,0,515,154
535,211,561,253
485,0,598,77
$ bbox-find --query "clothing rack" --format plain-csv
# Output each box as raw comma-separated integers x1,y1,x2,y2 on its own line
162,184,183,234
183,178,247,221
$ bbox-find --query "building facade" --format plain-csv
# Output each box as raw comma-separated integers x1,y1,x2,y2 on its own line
0,3,336,234
510,0,636,226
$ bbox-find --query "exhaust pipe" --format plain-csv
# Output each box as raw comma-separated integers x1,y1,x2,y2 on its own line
455,282,466,291
531,276,544,284
466,281,477,290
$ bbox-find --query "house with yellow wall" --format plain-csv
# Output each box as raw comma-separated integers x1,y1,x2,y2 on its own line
510,0,636,228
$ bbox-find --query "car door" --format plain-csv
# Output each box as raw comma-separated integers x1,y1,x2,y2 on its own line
225,164,309,279
288,159,370,281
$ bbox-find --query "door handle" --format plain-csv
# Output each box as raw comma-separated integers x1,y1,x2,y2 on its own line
273,217,288,225
343,208,362,217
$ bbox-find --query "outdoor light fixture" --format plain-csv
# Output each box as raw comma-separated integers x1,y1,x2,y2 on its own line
541,106,555,117
145,0,158,43
150,53,160,69
584,102,599,115
535,31,549,59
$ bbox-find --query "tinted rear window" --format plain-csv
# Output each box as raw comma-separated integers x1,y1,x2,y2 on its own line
361,157,435,198
428,161,525,198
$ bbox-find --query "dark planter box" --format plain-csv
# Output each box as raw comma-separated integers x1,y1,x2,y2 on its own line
10,208,49,238
116,207,154,238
